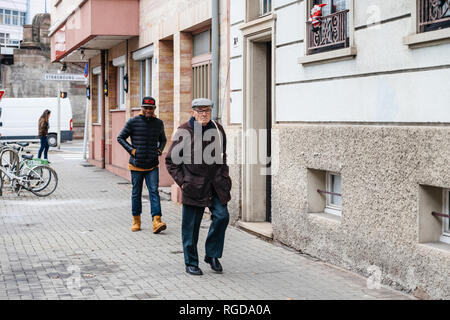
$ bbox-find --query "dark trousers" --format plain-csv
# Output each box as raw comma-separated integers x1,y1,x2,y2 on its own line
182,193,229,267
38,136,49,159
130,168,162,218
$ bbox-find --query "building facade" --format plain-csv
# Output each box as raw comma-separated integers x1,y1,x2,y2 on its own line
49,0,229,189
50,0,450,299
0,0,50,63
228,0,450,299
0,13,85,138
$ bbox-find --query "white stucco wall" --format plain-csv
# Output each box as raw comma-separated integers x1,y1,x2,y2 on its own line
230,0,450,123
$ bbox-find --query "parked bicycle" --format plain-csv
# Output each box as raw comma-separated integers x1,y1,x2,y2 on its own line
0,143,58,197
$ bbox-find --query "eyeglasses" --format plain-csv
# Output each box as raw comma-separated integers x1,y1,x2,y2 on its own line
194,109,212,115
142,106,156,110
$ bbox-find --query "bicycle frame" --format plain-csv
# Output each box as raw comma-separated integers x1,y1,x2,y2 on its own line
0,163,46,196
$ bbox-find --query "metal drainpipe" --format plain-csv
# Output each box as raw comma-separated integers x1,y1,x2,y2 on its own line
101,49,106,169
212,0,220,122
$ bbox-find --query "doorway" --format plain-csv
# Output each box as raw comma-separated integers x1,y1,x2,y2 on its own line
242,35,273,224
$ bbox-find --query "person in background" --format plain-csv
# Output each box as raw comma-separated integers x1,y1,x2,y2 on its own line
117,97,168,234
38,109,51,160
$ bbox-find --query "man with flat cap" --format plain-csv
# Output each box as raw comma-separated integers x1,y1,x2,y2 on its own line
118,96,167,234
165,98,232,275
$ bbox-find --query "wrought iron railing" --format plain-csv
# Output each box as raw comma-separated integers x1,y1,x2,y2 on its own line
419,0,450,32
306,9,349,55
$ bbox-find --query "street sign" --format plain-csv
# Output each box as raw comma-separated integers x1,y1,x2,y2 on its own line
43,73,87,82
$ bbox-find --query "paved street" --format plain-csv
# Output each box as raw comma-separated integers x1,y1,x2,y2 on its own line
0,141,414,300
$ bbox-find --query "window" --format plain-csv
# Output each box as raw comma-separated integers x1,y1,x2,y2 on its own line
117,66,125,109
192,62,211,99
97,74,102,123
12,11,18,25
0,9,4,24
20,12,25,25
4,10,11,25
324,172,342,216
306,0,350,55
443,190,450,244
192,29,212,99
193,30,211,57
260,0,272,16
139,58,152,103
0,33,10,44
419,0,450,33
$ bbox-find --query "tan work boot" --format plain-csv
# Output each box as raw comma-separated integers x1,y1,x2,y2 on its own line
153,216,167,234
131,215,141,232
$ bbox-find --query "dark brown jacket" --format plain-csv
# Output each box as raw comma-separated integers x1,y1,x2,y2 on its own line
38,118,49,137
165,117,232,207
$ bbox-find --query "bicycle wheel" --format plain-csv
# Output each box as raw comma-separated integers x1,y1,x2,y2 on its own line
26,165,58,197
0,148,19,173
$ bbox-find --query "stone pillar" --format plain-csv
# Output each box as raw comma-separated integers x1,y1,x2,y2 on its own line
154,39,175,188
154,39,174,144
127,38,140,120
174,31,193,129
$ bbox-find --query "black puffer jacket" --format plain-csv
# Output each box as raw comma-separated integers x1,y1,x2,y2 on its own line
117,115,167,169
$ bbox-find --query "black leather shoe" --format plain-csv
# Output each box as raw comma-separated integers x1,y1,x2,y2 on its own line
204,257,223,273
186,265,203,276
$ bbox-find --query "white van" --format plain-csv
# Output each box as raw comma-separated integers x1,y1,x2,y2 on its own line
0,97,73,147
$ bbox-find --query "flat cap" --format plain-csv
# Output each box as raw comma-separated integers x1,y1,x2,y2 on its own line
192,98,213,108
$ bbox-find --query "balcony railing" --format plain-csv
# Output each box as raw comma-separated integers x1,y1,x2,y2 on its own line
419,0,450,32
306,9,349,55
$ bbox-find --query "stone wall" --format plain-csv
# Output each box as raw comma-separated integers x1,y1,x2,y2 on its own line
268,125,450,299
0,48,86,136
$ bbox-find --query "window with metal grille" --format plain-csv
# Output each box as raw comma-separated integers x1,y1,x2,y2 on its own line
324,172,342,216
443,190,450,242
307,0,350,55
419,0,450,33
192,62,211,100
192,29,212,99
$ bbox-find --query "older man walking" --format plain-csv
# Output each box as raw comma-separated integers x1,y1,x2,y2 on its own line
165,98,232,275
117,96,167,234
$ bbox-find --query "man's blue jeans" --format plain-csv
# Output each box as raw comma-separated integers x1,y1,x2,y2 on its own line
131,168,162,218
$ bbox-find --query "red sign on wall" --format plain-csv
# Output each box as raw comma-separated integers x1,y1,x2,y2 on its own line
0,90,5,100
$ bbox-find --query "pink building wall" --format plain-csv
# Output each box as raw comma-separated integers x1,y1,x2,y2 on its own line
51,0,139,62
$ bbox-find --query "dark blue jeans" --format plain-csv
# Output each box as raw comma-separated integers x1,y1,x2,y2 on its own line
182,193,229,267
38,136,49,159
131,168,162,218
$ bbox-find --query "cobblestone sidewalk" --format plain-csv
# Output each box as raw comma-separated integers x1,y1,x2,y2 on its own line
0,144,414,300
